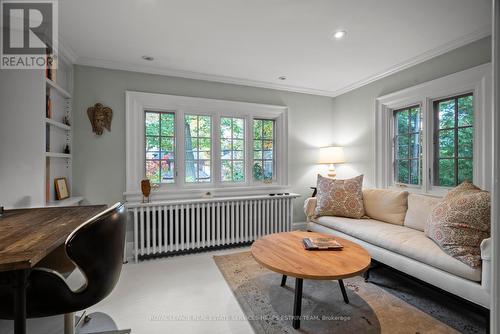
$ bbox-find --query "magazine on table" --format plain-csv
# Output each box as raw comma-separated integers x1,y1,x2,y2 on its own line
303,237,343,250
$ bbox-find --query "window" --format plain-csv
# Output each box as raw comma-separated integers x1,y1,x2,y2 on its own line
127,91,288,198
394,106,422,185
433,94,474,187
375,64,491,195
220,117,245,182
185,114,212,183
253,119,275,181
145,111,175,184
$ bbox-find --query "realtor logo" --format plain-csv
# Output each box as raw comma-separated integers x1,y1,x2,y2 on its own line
1,0,58,69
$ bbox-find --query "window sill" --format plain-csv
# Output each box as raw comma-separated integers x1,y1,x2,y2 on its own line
123,184,292,203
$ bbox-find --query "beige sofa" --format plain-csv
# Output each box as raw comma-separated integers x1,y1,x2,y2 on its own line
304,189,491,308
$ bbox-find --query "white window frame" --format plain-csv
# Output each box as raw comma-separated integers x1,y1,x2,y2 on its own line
125,91,289,202
375,63,493,196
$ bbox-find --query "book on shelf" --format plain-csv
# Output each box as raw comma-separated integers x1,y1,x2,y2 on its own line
303,237,343,250
46,95,52,118
45,48,57,82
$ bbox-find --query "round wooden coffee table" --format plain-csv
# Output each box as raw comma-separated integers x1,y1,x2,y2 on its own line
251,231,371,329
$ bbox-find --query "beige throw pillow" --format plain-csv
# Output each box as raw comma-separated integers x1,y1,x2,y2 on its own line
404,194,442,231
315,174,365,219
425,182,490,268
363,189,408,225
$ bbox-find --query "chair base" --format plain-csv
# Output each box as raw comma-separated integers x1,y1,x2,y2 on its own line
64,312,131,334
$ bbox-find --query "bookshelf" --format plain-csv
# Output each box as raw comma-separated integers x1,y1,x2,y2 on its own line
44,54,81,206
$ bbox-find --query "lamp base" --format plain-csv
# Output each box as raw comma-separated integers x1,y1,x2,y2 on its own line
327,164,337,179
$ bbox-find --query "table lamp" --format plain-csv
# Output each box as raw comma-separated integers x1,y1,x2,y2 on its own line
318,146,346,178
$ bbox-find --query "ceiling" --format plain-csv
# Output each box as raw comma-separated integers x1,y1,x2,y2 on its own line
59,0,492,97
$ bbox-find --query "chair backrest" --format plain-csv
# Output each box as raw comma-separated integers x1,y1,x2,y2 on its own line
65,202,126,306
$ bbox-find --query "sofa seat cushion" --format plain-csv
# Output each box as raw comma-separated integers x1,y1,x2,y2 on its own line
315,216,481,281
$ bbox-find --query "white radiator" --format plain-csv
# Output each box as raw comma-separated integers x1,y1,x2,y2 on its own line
126,194,298,262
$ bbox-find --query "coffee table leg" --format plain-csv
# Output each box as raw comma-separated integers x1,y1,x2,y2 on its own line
338,279,349,304
292,278,303,329
280,275,287,287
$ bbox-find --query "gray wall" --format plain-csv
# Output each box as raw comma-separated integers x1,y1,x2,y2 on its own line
331,37,491,185
73,67,334,221
73,36,491,223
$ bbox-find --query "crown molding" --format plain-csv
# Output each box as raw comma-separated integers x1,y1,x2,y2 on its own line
57,35,78,64
75,57,337,97
74,26,491,98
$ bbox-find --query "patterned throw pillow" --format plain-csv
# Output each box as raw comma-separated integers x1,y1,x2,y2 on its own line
315,174,365,219
425,182,490,268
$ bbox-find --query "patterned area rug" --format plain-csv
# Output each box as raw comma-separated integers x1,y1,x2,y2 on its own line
214,251,482,334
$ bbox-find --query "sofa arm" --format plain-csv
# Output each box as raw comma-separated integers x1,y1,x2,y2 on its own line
480,238,491,291
304,197,317,222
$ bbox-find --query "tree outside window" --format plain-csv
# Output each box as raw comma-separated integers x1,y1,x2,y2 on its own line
185,115,212,183
253,119,275,182
145,111,175,184
220,117,245,182
394,106,422,185
434,94,474,187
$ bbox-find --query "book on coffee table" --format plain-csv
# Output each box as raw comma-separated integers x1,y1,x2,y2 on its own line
303,237,343,250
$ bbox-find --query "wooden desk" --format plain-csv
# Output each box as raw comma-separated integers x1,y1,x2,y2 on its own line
0,205,107,334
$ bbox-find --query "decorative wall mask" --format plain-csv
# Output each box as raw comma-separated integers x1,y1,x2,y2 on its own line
87,103,113,135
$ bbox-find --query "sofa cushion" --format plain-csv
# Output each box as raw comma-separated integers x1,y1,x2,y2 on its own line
362,188,408,225
404,194,442,231
425,182,491,269
315,174,365,219
315,216,481,281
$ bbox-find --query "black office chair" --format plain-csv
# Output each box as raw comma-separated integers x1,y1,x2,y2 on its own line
0,202,130,334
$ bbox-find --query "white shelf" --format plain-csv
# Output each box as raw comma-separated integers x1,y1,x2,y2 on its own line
46,152,72,159
45,118,71,131
46,196,84,207
46,78,72,98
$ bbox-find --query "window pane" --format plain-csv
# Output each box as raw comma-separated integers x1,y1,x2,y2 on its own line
198,160,211,182
221,117,232,138
410,160,419,185
396,135,409,159
458,159,473,183
438,129,455,158
253,119,275,182
160,113,175,136
146,136,159,152
185,115,211,183
438,100,455,129
458,95,473,126
396,109,409,134
160,137,174,152
232,118,244,139
396,160,409,184
253,120,262,139
220,117,245,182
160,161,174,183
146,160,160,184
409,107,421,133
145,113,159,136
145,111,176,184
253,161,263,180
263,161,273,180
233,161,244,182
410,134,420,158
221,161,232,181
262,120,274,139
458,127,473,158
438,159,455,187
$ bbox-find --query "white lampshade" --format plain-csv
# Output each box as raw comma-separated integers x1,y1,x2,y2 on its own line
318,146,346,164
